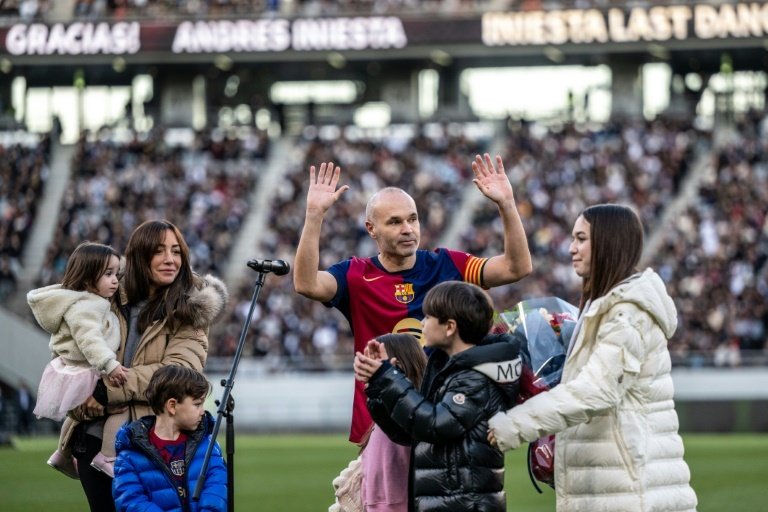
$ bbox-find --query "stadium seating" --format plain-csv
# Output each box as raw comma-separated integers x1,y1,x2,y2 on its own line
14,114,767,369
0,133,50,302
648,116,768,366
36,127,268,287
460,116,704,297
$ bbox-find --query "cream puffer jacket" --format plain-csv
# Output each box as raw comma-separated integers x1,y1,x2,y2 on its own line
27,285,121,375
489,269,698,512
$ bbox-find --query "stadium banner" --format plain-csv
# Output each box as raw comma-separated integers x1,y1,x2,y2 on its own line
1,2,767,59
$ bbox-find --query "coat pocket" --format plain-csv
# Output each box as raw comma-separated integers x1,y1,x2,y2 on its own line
621,347,641,374
612,420,639,482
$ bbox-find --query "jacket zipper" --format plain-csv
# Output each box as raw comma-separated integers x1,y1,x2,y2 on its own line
612,422,638,482
136,428,201,512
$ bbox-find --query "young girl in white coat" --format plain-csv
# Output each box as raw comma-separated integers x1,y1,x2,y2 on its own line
28,242,128,479
488,204,698,512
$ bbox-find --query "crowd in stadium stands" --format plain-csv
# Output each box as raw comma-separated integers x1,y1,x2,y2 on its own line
651,115,768,367
36,128,268,290
209,124,489,368
457,116,767,367
208,116,768,370
5,114,767,370
0,136,50,302
459,117,717,357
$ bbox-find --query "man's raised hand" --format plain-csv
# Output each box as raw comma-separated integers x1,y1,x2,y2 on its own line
306,162,350,216
471,153,515,206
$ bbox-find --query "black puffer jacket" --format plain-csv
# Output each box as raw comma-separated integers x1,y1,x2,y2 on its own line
366,333,522,512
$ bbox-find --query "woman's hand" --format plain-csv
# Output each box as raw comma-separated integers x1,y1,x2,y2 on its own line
486,411,522,452
82,396,105,418
69,396,127,422
487,428,499,448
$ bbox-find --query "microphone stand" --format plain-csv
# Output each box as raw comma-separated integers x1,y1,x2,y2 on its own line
194,260,288,510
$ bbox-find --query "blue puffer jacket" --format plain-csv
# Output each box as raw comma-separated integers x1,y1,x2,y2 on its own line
113,411,227,512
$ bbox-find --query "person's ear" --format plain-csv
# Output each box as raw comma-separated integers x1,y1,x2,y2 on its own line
445,319,457,338
365,220,376,239
166,398,177,415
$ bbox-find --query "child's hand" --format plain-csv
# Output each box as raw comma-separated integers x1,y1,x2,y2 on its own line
364,339,389,361
107,365,129,386
354,352,383,383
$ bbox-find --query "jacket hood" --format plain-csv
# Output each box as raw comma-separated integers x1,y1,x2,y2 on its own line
453,333,522,404
27,284,105,334
115,410,216,453
588,268,677,338
187,274,229,328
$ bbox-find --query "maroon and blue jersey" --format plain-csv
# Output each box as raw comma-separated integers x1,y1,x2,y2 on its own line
325,248,488,443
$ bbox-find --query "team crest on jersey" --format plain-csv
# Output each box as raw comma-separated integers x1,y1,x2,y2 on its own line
170,459,185,476
394,283,415,304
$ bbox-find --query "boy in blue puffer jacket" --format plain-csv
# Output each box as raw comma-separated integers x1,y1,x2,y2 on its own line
112,365,227,512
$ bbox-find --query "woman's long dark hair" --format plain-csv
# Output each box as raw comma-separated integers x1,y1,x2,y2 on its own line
123,220,195,332
580,204,644,309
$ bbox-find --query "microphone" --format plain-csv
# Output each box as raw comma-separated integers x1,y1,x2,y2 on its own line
247,259,291,276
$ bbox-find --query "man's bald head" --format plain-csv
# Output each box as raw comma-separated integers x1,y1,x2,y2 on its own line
365,187,415,222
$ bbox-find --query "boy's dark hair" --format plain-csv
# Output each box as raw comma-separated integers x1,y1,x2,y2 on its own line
422,281,493,344
145,365,211,415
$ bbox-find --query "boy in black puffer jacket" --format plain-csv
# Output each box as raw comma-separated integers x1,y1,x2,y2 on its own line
354,281,521,512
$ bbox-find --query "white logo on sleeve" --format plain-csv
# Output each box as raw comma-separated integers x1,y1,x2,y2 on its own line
452,393,466,405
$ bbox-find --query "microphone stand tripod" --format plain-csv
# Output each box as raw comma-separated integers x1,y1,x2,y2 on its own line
193,259,290,511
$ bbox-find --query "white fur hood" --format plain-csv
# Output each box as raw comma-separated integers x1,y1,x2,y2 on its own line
27,284,110,335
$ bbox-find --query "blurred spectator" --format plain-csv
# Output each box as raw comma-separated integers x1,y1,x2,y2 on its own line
713,340,741,368
459,117,701,312
0,136,50,299
652,126,768,365
15,382,34,435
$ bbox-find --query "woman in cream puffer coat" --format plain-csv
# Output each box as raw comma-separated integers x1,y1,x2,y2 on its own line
489,204,697,512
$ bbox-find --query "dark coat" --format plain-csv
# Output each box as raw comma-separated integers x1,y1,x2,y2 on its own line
366,333,522,512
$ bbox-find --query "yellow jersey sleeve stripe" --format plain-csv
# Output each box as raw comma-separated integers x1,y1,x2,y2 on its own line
463,256,488,287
